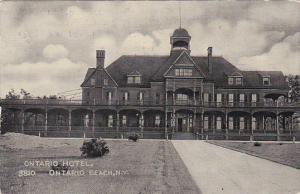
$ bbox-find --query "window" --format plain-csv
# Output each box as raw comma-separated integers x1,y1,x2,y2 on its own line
127,76,141,84
138,92,143,101
239,94,245,102
91,78,96,86
252,117,256,130
155,115,161,127
156,93,160,104
216,117,222,130
177,94,188,101
217,93,222,106
236,77,242,85
229,117,234,130
228,76,243,85
124,92,129,101
228,77,234,85
240,117,245,130
228,94,234,106
103,79,108,86
189,116,193,128
135,76,141,84
204,93,209,103
251,94,257,102
175,68,192,76
204,116,209,129
107,92,112,105
108,115,113,127
127,77,134,84
263,77,270,85
122,115,127,126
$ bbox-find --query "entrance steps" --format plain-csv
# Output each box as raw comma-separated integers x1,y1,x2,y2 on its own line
172,132,196,140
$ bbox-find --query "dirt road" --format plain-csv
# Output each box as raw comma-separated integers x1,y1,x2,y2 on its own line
172,140,300,194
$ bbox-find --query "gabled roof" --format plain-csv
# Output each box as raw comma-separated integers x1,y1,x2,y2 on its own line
106,55,169,87
128,70,141,76
82,51,288,89
163,50,206,78
242,71,288,89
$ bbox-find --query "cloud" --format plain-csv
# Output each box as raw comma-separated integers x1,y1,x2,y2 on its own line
43,44,69,60
0,58,87,97
238,33,300,75
0,1,299,98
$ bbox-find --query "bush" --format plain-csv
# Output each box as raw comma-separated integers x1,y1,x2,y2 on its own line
254,142,262,147
128,134,139,142
51,162,69,173
80,138,109,158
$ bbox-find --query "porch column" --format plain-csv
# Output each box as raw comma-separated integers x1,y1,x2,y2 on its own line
173,90,175,105
276,113,279,137
225,112,228,139
212,114,215,134
201,111,204,134
251,114,254,135
193,112,196,133
45,110,48,132
291,115,294,133
262,115,265,133
116,112,120,136
92,110,95,133
140,113,144,138
68,109,72,132
289,116,292,136
193,87,196,106
165,90,168,139
165,111,168,139
172,109,175,134
21,110,25,133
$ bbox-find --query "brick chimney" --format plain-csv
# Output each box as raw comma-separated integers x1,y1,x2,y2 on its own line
207,47,213,74
96,50,105,68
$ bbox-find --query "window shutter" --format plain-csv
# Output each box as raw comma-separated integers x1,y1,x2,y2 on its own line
257,94,260,102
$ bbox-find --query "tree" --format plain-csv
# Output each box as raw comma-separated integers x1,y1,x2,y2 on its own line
20,89,31,99
5,89,20,99
1,88,31,134
0,109,14,134
287,75,300,102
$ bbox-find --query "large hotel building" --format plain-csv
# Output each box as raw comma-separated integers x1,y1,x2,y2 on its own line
1,28,299,140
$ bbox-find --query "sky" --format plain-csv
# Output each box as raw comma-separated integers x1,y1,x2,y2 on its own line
0,1,299,98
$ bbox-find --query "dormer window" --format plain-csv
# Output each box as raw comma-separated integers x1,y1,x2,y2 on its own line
127,76,141,84
127,71,141,84
228,76,243,86
228,77,234,85
236,77,242,85
263,76,270,86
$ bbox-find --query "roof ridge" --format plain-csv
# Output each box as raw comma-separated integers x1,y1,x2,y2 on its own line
121,54,169,57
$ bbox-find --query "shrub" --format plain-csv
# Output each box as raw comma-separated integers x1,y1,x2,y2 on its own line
80,138,109,158
254,142,262,147
128,134,139,142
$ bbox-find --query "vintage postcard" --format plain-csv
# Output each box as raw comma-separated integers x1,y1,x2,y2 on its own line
0,1,299,194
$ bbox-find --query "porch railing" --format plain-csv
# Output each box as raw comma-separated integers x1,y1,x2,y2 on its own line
0,98,297,108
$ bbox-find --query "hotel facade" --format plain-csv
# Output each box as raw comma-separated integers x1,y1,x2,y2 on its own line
1,28,299,140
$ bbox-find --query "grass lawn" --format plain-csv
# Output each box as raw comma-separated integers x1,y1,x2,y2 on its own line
0,134,200,194
209,141,300,169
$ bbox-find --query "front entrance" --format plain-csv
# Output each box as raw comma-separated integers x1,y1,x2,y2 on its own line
178,118,183,132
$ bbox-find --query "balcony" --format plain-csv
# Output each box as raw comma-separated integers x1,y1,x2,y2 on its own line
0,98,297,108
